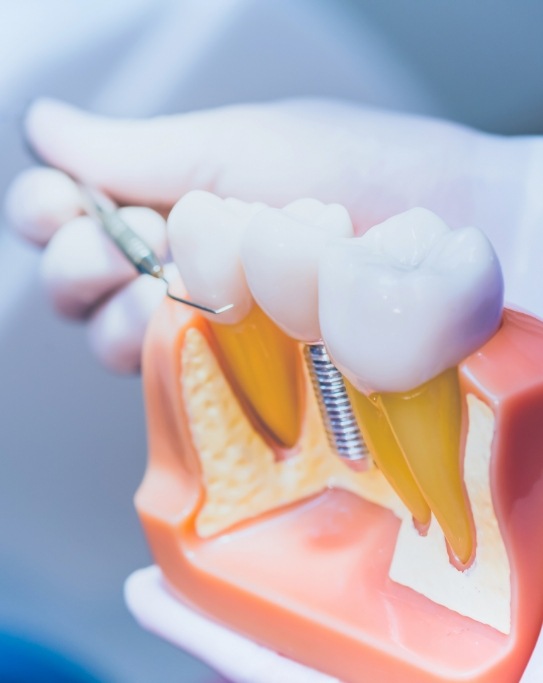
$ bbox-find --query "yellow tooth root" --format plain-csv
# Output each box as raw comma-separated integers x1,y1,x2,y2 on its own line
346,382,431,527
378,367,473,565
209,305,304,449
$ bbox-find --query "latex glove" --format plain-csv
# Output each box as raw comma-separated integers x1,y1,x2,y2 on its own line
5,98,543,682
5,98,543,373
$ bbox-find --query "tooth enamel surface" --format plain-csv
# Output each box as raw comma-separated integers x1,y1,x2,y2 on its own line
168,191,265,324
168,191,303,448
319,207,504,394
242,199,353,342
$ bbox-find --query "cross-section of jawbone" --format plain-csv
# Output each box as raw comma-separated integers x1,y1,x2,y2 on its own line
137,240,543,683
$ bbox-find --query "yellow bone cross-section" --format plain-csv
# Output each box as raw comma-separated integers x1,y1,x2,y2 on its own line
209,305,304,449
377,367,474,565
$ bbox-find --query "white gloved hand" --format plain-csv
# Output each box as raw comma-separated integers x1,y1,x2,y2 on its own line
5,98,543,682
5,164,170,372
5,97,541,372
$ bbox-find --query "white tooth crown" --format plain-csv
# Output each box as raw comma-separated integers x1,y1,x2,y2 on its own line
319,208,504,394
241,199,353,342
168,191,265,324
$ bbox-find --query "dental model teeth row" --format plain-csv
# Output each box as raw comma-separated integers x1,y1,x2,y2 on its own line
168,196,502,399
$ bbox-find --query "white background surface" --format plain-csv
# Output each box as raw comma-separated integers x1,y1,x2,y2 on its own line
0,1,541,682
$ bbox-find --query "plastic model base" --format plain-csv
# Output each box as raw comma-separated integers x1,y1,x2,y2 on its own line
135,300,543,683
125,565,337,683
125,567,543,683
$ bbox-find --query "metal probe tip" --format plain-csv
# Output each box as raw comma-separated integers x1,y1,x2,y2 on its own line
159,276,234,316
81,185,233,316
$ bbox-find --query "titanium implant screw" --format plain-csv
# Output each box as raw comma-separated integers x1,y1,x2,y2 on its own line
304,342,369,469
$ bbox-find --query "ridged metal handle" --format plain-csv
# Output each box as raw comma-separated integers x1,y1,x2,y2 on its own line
304,342,369,467
99,208,164,278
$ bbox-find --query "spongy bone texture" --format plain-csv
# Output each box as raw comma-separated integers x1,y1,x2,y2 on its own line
181,327,400,538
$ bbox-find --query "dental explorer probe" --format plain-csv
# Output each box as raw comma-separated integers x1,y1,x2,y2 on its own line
22,130,234,317
80,186,234,316
304,342,369,470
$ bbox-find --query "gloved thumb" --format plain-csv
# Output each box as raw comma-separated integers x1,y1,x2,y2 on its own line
24,98,224,207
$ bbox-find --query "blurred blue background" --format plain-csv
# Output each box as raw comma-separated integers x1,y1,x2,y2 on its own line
0,1,541,681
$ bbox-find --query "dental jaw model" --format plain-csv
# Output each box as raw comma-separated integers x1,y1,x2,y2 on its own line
136,197,543,682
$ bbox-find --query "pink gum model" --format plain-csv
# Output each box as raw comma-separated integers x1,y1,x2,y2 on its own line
136,300,543,683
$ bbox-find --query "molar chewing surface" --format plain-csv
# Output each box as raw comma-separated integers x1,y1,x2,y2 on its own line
319,208,504,395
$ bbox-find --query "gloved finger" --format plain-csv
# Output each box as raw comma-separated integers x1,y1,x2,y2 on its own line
5,167,84,245
23,98,533,299
25,97,229,207
22,98,487,230
87,270,173,374
23,97,369,210
41,206,168,318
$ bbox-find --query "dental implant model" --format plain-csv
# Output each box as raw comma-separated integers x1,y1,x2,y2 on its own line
135,198,543,683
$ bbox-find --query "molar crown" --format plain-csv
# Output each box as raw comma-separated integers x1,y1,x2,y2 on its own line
319,208,504,394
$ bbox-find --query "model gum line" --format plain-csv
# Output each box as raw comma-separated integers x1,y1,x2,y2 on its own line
135,192,543,683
